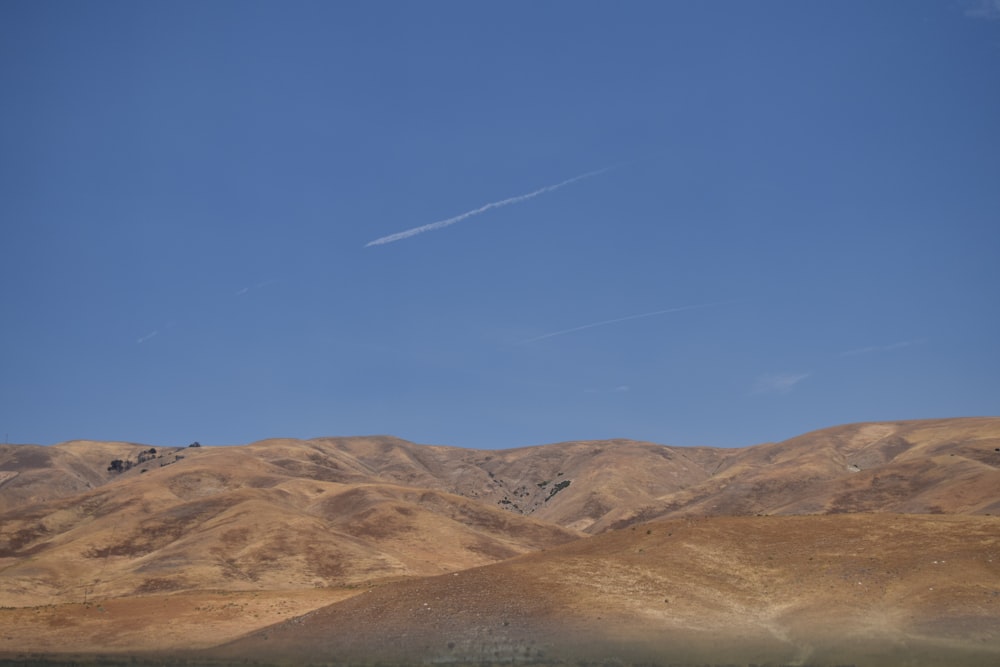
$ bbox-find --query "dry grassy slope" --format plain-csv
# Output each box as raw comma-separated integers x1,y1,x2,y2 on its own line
238,436,731,533
0,441,172,513
637,417,1000,520
1,418,998,609
1,434,737,539
28,435,730,533
0,588,355,655
457,439,731,532
1,419,999,663
213,513,1000,667
197,418,1000,530
7,418,996,539
0,444,581,606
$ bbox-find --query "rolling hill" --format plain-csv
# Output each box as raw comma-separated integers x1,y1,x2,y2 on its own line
1,417,998,664
212,513,1000,667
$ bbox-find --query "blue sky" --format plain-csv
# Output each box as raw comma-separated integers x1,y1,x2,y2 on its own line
2,1,998,449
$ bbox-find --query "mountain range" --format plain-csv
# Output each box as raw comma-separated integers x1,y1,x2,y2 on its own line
1,417,998,665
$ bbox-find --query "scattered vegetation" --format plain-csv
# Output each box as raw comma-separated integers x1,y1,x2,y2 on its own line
545,479,571,501
493,475,574,515
497,497,519,512
106,447,192,474
107,448,158,473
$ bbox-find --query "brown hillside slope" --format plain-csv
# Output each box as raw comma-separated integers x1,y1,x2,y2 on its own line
213,513,1000,667
2,418,998,607
0,418,998,661
0,441,173,513
276,419,999,530
0,443,581,606
606,418,1000,525
446,438,730,532
1,435,727,535
5,418,995,535
239,435,730,533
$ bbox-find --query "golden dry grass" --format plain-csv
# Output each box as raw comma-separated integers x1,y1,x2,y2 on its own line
1,418,998,665
213,514,1000,667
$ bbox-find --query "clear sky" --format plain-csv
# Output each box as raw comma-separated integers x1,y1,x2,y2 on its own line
2,1,998,450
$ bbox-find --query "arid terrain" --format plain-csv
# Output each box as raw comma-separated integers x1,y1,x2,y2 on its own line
1,417,998,665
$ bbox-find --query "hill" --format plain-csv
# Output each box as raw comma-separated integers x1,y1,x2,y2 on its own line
212,513,1000,667
0,417,998,664
0,440,169,513
0,439,581,606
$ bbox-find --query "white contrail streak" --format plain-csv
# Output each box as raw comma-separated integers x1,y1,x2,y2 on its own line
520,302,729,344
365,167,614,247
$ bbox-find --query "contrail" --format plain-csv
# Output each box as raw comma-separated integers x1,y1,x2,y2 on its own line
365,167,614,247
839,339,923,357
520,302,731,344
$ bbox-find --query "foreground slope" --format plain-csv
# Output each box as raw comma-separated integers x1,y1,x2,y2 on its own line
214,514,1000,667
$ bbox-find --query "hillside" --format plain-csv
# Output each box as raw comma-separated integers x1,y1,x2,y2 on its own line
654,417,1000,518
0,417,998,664
5,418,997,531
0,441,582,606
212,513,1000,667
0,440,173,513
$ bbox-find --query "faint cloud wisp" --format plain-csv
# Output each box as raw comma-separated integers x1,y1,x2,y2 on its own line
839,339,925,357
136,330,159,345
236,279,279,297
964,0,1000,20
520,302,730,344
583,385,631,395
752,372,809,395
365,167,615,247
